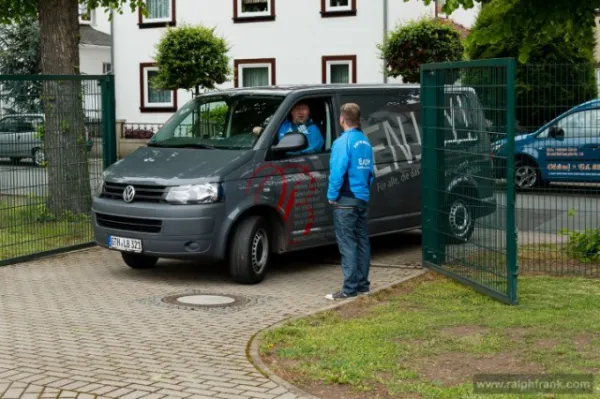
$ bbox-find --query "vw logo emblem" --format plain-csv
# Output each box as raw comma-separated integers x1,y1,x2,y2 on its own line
122,185,136,203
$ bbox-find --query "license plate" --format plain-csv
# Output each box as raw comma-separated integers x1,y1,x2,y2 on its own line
108,235,142,253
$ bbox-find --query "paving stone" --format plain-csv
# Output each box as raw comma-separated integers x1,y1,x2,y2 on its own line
0,247,420,399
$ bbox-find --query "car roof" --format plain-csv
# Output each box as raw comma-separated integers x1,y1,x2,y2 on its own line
569,98,600,112
1,113,44,117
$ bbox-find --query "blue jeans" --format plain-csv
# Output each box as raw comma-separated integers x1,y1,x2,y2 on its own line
333,205,371,295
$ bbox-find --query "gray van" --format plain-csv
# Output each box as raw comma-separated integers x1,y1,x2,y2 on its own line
92,84,496,283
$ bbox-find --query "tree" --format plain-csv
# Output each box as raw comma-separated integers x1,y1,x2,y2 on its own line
378,17,464,83
463,0,597,133
153,24,231,96
0,0,146,216
0,15,41,114
405,0,597,63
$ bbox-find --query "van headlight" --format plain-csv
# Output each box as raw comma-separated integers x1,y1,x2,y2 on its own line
165,183,220,204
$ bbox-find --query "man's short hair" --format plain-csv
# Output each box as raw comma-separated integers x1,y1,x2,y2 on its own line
340,103,361,126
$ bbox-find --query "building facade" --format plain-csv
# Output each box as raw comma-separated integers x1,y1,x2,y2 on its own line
112,0,480,123
79,3,112,76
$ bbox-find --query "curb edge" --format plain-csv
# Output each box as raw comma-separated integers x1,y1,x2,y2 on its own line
246,269,427,399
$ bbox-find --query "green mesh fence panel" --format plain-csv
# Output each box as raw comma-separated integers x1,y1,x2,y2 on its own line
421,58,518,305
0,74,116,265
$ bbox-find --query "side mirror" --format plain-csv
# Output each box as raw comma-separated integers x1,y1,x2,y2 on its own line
548,125,565,139
271,132,308,153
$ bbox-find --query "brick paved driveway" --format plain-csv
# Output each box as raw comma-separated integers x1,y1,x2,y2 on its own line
0,232,422,399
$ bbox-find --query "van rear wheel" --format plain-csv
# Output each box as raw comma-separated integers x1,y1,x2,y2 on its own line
121,252,158,269
229,215,270,284
445,194,475,244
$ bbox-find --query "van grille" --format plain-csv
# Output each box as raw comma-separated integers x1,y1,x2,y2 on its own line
102,182,166,202
96,213,162,233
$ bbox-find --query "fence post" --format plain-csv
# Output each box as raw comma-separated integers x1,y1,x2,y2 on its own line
505,58,518,304
421,67,447,265
101,75,117,169
116,119,125,159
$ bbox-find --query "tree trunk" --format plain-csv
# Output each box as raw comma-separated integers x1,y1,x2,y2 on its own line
38,0,92,215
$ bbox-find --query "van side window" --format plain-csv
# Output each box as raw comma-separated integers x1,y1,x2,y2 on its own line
339,90,422,167
275,97,333,156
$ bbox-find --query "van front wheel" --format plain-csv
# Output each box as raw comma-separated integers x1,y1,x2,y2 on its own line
229,215,271,284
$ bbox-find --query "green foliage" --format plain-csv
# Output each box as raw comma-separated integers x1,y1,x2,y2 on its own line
565,229,600,263
406,0,598,64
378,17,464,83
560,210,600,263
463,0,598,132
205,104,227,125
0,15,42,114
0,1,146,23
153,24,231,92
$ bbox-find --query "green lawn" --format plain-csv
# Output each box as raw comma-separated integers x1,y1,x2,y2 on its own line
0,198,93,261
259,273,600,399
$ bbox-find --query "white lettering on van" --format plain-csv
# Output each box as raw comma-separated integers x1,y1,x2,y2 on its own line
364,112,424,178
443,94,477,145
383,119,414,165
364,124,394,178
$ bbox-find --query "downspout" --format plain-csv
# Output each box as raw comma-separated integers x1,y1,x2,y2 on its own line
383,0,388,83
110,9,115,75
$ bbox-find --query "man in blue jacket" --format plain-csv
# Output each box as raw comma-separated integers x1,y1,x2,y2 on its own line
277,102,324,155
326,103,375,300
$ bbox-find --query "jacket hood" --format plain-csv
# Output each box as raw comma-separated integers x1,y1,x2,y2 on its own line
103,146,254,186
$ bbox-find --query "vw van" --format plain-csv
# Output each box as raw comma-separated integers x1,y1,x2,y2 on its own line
492,99,600,189
92,84,496,283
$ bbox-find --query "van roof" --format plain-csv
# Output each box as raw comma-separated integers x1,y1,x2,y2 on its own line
201,83,421,96
198,83,480,97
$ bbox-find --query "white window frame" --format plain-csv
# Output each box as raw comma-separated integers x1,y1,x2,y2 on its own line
237,0,271,18
142,0,173,23
238,63,272,87
102,62,112,74
78,3,92,24
143,66,174,108
326,60,352,84
325,0,352,12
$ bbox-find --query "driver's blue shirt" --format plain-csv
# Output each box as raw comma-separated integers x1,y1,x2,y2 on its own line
278,119,324,155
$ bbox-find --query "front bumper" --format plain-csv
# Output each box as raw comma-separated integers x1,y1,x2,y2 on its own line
91,197,226,260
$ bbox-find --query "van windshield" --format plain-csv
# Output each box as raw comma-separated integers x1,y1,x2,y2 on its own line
148,94,284,149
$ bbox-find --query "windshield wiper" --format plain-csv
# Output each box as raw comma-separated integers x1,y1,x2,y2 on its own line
147,142,216,150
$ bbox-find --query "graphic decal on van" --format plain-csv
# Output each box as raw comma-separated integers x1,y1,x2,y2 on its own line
245,161,320,245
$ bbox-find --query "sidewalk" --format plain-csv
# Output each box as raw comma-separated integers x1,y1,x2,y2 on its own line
0,247,420,399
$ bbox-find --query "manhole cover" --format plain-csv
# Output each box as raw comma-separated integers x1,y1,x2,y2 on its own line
161,292,251,310
176,295,235,305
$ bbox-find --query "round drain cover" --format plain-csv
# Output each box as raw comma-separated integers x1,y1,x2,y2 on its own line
161,292,250,310
175,295,235,306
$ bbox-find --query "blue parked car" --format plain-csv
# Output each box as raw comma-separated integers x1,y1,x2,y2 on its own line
492,99,600,189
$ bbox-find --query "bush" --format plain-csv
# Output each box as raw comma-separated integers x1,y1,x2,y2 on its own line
565,229,600,263
378,17,464,83
465,0,598,133
153,24,231,93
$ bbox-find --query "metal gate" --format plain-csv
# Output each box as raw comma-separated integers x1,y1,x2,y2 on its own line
420,58,518,304
0,74,116,266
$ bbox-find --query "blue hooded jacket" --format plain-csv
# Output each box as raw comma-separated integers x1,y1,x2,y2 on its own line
327,128,374,204
278,119,324,155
